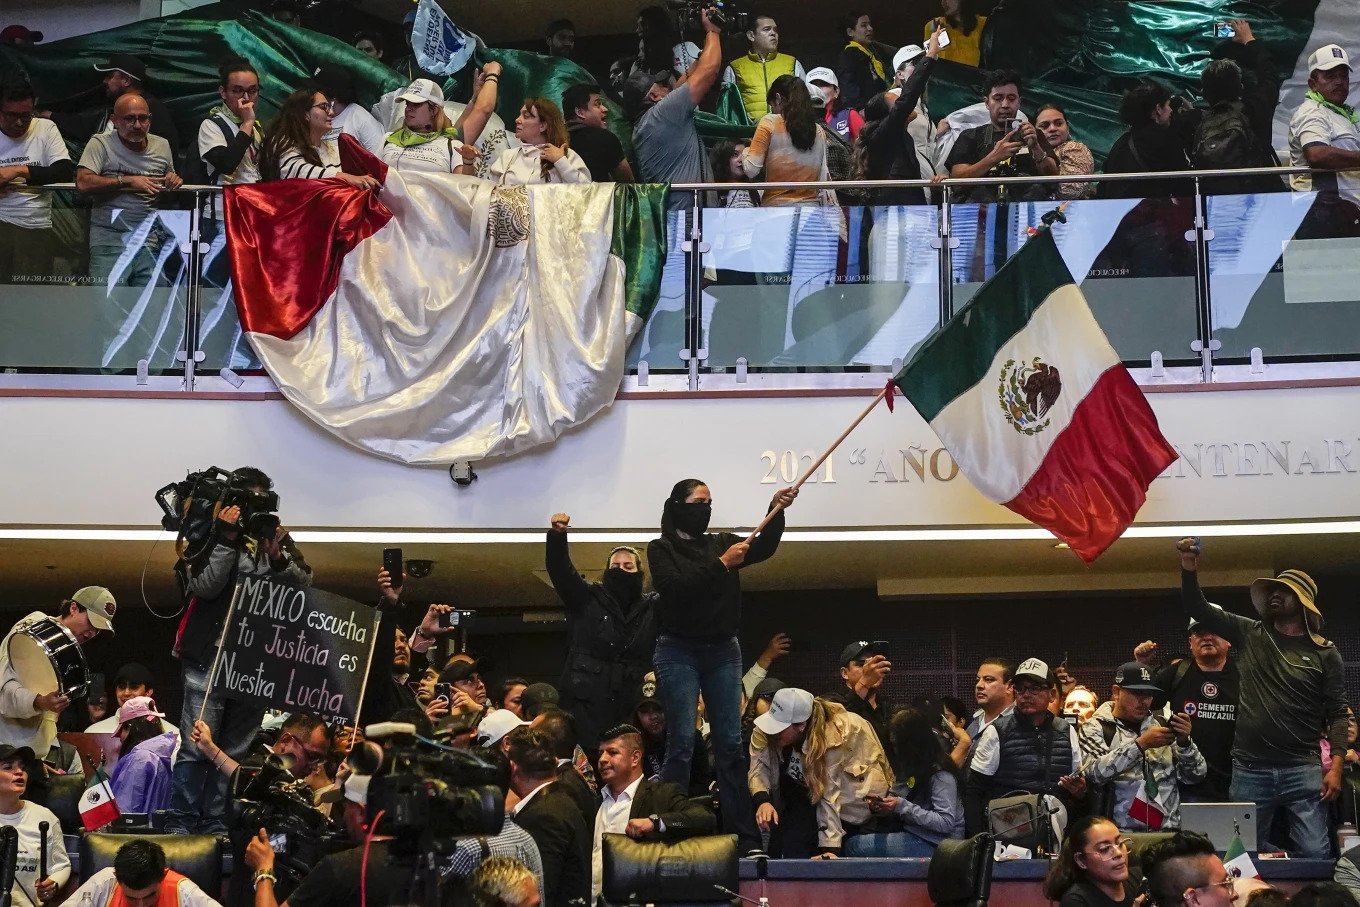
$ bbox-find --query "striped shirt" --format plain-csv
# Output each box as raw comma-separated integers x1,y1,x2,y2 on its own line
278,140,341,180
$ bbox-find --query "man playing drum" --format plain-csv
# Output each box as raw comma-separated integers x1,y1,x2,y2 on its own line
0,587,114,759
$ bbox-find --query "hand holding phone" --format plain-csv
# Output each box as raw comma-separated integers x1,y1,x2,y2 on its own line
382,548,404,588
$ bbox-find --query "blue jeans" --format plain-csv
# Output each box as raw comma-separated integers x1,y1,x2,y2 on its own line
843,830,938,858
164,661,264,835
653,634,759,847
1230,759,1331,858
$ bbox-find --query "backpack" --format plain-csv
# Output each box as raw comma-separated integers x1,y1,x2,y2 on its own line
181,114,233,186
1192,101,1257,170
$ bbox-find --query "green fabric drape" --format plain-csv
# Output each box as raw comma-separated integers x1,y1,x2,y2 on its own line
611,183,668,322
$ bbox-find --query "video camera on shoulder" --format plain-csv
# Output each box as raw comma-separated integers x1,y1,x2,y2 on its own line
156,466,282,563
668,0,750,36
231,753,335,884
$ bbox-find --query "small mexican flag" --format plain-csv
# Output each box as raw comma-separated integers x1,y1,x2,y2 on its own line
1224,831,1259,881
79,766,120,831
890,228,1177,562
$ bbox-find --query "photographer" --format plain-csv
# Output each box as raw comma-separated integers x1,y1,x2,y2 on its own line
166,466,311,837
546,512,658,758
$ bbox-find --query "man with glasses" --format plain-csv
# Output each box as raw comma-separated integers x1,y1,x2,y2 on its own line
1078,662,1205,832
0,82,74,283
1142,831,1239,906
74,93,181,284
963,657,1087,837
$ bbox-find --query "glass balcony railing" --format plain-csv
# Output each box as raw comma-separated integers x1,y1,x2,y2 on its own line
5,166,1356,391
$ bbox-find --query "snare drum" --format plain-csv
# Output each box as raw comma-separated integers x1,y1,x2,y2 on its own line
9,617,90,701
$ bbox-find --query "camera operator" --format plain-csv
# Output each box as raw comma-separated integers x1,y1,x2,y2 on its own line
66,838,222,907
358,569,459,728
166,466,311,837
245,762,409,907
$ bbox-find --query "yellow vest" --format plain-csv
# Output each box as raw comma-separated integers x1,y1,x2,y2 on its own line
729,52,799,122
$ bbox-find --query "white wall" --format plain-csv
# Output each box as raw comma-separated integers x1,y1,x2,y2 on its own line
3,1,142,43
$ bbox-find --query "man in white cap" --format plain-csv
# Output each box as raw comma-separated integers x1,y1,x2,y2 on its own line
0,586,114,757
963,657,1086,837
723,15,805,122
478,708,531,750
806,67,863,143
749,688,891,858
1289,43,1360,207
1176,537,1349,857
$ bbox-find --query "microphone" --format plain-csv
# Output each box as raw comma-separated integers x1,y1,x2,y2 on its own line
714,885,769,907
0,826,20,907
37,820,47,883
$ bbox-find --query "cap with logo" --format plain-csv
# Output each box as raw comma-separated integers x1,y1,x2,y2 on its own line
1013,657,1052,685
93,54,148,83
1308,44,1351,73
839,641,875,665
71,586,116,634
398,78,445,106
754,688,814,736
475,709,530,746
1113,661,1162,693
893,45,925,73
805,66,839,87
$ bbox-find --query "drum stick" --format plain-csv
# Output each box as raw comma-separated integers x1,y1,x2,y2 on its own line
37,820,47,882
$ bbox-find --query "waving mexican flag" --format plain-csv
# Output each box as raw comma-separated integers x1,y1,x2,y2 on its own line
224,138,665,465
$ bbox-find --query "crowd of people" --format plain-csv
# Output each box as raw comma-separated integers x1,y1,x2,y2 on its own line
3,1,1360,282
0,460,1357,906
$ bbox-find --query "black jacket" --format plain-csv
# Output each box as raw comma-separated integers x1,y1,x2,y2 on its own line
355,607,421,729
647,512,784,640
834,43,891,111
862,56,935,205
964,711,1080,835
1099,106,1200,200
1192,38,1285,196
547,531,658,750
515,785,592,907
625,778,718,838
555,764,603,829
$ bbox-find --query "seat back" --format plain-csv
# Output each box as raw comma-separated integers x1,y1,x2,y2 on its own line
80,832,223,895
1125,831,1176,882
927,833,994,907
45,774,87,834
601,833,738,906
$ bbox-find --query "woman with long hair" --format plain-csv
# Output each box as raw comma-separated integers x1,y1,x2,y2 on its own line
709,140,758,208
647,478,796,850
1098,80,1196,199
925,0,987,67
486,97,590,185
740,75,828,206
750,689,893,857
257,87,379,189
845,706,964,857
1036,103,1096,200
108,696,179,815
1043,816,1145,906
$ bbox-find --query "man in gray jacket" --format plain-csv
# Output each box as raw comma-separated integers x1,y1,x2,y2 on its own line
1078,662,1206,831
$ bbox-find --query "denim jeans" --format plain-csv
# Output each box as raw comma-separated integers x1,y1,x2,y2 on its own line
653,633,759,847
842,830,938,858
1230,759,1331,858
164,660,264,835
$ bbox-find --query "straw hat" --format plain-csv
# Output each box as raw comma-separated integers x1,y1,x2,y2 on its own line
1250,569,1328,645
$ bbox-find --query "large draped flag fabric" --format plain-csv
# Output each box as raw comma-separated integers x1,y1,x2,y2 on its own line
224,138,666,464
890,228,1177,563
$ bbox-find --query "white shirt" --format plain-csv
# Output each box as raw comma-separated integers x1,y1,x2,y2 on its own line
197,114,260,186
487,146,591,185
1289,95,1360,202
324,103,386,156
509,779,555,819
381,135,467,175
592,775,644,902
67,866,222,907
0,118,69,230
970,719,1082,777
0,612,64,755
0,801,70,907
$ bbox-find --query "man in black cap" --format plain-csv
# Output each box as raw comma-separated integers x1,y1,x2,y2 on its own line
0,25,43,46
1176,537,1349,857
1131,619,1239,801
822,641,892,756
1077,662,1204,832
49,54,179,159
520,682,560,722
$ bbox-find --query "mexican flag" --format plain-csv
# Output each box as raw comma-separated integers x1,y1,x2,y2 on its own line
891,228,1177,563
225,138,665,464
79,766,120,831
1224,831,1260,881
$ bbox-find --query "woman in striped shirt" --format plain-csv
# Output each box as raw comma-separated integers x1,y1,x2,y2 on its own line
739,75,828,206
258,88,379,188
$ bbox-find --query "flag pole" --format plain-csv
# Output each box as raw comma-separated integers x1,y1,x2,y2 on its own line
743,384,891,544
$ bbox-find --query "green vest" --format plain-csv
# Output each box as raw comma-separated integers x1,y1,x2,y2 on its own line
729,52,799,121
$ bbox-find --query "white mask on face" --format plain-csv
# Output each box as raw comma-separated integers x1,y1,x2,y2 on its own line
808,85,828,105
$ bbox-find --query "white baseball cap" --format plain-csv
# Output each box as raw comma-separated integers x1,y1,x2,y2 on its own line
475,708,530,746
754,688,814,736
1013,657,1053,686
398,78,445,105
1309,44,1351,73
893,45,925,73
804,66,838,87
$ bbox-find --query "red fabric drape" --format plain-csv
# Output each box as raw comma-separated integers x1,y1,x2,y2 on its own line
225,135,392,340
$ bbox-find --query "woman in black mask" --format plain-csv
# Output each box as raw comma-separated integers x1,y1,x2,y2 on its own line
647,478,797,849
546,512,658,760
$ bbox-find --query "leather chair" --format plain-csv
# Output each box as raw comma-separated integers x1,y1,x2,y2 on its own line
1126,831,1176,882
601,832,739,907
80,832,224,895
927,833,994,907
44,773,87,834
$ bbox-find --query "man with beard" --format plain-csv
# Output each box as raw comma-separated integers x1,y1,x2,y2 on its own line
1132,620,1239,801
547,512,659,758
1176,537,1349,857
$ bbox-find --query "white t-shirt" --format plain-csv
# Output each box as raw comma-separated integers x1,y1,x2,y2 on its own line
487,146,591,185
1289,95,1360,203
324,103,386,156
0,119,70,230
197,114,260,186
0,801,70,907
67,866,222,907
381,135,466,175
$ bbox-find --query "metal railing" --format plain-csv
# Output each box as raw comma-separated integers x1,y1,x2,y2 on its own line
6,164,1353,393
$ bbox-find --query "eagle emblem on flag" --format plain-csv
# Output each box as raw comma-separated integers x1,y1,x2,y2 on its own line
999,357,1063,435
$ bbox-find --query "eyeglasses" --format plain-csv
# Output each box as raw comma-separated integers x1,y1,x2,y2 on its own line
1013,685,1051,697
282,732,328,763
1084,838,1131,859
226,86,260,97
0,109,33,122
311,100,334,113
119,115,152,125
1188,878,1235,897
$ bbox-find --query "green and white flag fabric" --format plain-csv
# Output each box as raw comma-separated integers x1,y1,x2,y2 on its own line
1224,831,1260,881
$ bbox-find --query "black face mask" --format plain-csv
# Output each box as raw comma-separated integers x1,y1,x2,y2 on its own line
671,500,712,536
602,567,644,603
